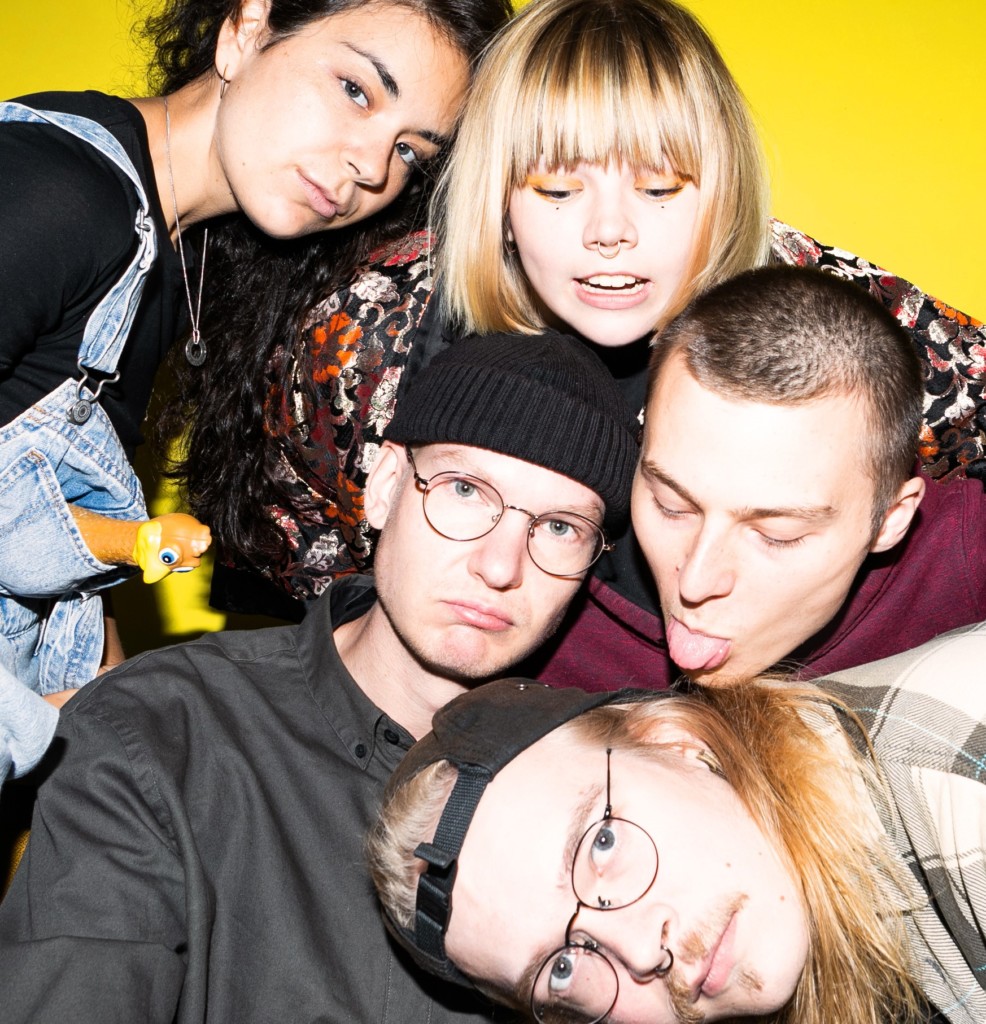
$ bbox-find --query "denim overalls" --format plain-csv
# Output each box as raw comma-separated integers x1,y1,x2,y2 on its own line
0,102,157,693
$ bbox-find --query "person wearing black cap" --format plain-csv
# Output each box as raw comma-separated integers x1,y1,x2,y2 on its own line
370,625,986,1024
0,331,638,1022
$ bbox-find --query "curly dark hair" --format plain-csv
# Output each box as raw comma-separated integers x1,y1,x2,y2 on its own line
151,0,512,566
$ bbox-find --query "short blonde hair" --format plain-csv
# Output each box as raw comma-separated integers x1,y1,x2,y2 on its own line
437,0,771,335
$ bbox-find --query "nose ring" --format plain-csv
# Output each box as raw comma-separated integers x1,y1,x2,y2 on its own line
654,945,674,978
595,241,622,259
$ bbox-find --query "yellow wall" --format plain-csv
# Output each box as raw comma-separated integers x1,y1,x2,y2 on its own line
686,0,985,321
3,0,983,645
5,1,982,316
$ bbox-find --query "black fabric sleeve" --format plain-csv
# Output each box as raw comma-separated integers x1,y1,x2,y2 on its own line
0,687,189,1022
0,122,135,379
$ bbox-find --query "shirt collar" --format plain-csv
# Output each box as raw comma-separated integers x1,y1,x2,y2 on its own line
295,574,413,770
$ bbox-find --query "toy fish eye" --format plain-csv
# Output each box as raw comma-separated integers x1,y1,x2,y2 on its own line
158,547,180,566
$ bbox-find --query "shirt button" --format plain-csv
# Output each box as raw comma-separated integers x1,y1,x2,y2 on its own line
354,743,367,759
383,729,401,745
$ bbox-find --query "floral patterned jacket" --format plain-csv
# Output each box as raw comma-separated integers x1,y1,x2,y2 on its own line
222,222,986,607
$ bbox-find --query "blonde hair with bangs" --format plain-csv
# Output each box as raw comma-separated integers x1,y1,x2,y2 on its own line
370,682,924,1024
436,0,771,336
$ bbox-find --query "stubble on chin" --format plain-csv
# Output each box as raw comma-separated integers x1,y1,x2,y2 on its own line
377,591,571,684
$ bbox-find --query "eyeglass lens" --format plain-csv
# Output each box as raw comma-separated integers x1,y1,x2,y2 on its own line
572,817,659,910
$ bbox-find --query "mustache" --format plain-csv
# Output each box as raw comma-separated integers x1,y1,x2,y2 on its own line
662,895,750,1024
665,971,705,1024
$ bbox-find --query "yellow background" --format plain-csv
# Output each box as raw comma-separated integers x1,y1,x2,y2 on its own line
3,0,983,647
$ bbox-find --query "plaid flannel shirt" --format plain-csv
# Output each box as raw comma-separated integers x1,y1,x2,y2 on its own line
821,621,986,1023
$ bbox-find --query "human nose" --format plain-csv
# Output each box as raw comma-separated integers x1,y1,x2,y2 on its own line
675,523,735,605
583,187,638,255
579,900,676,982
467,510,529,590
342,133,392,189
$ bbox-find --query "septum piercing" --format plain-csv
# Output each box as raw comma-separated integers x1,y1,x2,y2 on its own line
655,944,675,977
595,241,622,259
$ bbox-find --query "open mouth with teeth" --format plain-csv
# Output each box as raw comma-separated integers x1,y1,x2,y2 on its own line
579,274,646,293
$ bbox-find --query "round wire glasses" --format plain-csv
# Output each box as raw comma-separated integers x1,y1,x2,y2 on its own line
405,446,610,578
530,750,664,1024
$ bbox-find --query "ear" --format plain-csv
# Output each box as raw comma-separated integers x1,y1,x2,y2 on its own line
630,718,724,776
869,474,925,554
215,0,271,82
364,442,409,530
631,717,701,749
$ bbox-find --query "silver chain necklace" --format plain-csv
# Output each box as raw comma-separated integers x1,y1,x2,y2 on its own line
163,96,208,367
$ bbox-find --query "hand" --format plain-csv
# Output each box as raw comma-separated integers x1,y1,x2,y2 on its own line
133,514,212,583
42,689,78,709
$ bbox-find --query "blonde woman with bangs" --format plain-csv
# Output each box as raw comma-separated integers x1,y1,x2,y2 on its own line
369,621,986,1024
201,0,985,655
437,0,769,344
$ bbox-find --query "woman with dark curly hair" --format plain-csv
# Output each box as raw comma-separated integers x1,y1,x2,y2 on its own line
0,0,510,777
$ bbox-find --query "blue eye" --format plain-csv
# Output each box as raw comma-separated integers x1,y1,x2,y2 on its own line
452,479,478,500
548,952,577,993
545,519,573,538
395,141,419,167
158,547,179,566
592,825,616,853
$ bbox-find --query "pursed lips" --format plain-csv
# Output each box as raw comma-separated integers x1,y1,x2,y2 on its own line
444,599,515,632
298,170,346,220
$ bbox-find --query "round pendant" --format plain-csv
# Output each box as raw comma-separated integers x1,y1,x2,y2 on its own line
185,336,207,367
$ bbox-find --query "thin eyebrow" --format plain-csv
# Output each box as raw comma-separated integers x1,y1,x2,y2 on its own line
345,42,401,98
566,784,605,880
739,503,837,522
342,43,447,148
515,783,606,1005
639,458,837,522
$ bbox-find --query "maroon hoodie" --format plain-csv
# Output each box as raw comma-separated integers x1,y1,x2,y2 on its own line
533,474,986,692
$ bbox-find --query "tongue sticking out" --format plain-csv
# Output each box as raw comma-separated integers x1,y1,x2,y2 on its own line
666,617,731,672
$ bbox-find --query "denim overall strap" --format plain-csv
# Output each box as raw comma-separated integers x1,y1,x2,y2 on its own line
0,103,157,381
0,103,157,692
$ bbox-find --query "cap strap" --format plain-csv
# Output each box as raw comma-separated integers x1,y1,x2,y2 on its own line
413,764,491,960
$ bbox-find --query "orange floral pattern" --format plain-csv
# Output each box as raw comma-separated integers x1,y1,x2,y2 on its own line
251,230,436,600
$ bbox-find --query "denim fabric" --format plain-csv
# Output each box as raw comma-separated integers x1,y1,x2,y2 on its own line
0,661,58,786
0,103,156,693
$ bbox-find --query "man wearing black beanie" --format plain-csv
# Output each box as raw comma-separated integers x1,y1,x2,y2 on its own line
0,331,639,1023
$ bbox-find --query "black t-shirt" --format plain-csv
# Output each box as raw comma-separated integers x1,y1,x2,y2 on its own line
590,337,661,618
0,91,186,459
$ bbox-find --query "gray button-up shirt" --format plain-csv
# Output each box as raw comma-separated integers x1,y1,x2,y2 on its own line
0,574,501,1024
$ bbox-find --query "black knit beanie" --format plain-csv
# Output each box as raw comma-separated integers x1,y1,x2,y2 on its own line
383,331,639,528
